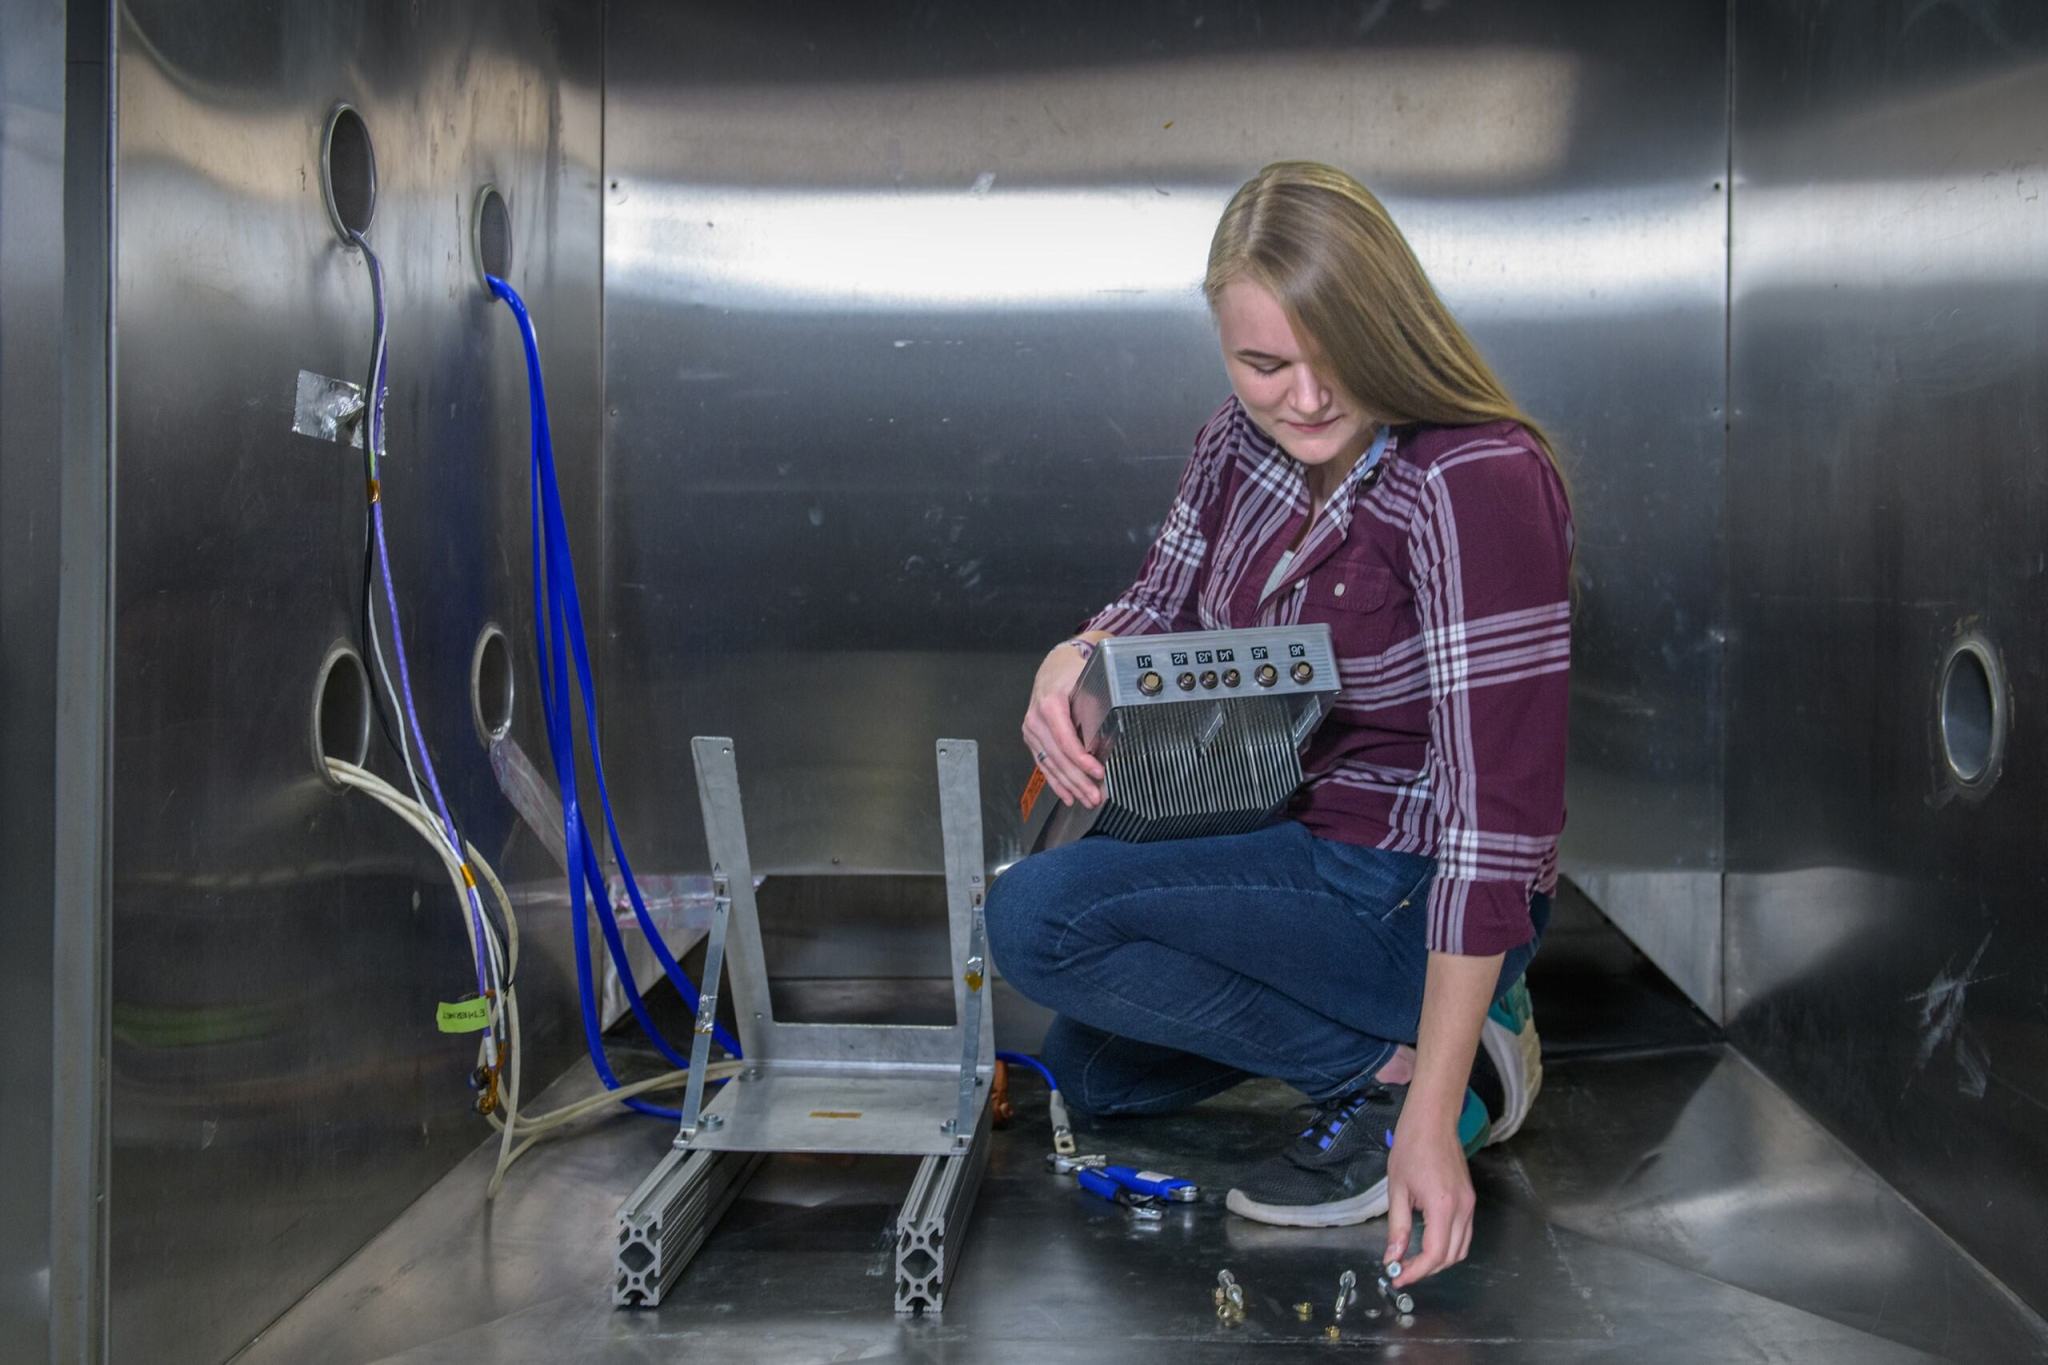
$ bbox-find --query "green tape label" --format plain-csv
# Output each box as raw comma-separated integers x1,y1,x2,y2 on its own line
436,998,492,1033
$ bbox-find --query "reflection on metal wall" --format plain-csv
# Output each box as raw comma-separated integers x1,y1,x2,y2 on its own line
1726,1,2048,1312
1,2,68,1356
601,1,1731,1004
110,3,602,1361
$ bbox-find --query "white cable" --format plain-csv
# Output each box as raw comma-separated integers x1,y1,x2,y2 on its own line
325,756,740,1198
329,757,520,1183
327,760,514,987
326,760,509,1041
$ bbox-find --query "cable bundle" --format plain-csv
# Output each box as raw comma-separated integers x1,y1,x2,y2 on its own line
333,235,735,1196
349,234,506,1073
486,271,741,1123
324,758,741,1195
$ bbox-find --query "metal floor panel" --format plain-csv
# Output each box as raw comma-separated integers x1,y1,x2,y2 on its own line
236,896,2048,1365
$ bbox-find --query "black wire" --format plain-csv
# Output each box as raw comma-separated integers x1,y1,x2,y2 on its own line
348,234,515,990
353,242,404,758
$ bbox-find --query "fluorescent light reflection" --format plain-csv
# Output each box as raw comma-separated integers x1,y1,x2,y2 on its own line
608,182,1727,318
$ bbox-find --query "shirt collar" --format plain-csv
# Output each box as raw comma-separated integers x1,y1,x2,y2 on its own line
1252,422,1395,502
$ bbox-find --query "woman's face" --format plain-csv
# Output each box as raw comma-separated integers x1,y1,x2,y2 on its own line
1214,279,1377,471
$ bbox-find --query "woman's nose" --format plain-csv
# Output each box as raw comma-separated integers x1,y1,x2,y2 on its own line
1291,364,1329,415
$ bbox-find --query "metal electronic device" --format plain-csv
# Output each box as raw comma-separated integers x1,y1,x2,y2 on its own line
614,737,995,1316
1020,626,1341,853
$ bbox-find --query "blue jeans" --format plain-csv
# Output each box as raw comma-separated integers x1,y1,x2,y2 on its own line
985,820,1547,1117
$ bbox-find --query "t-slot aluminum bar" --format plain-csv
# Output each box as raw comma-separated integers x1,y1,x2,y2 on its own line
614,1145,766,1308
675,874,731,1141
895,1092,993,1315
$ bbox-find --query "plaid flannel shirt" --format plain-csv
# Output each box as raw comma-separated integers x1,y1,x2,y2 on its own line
1083,397,1572,955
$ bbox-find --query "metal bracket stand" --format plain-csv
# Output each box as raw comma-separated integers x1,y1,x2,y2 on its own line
612,738,995,1314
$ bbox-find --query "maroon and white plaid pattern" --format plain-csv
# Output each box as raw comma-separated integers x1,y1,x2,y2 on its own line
1083,398,1572,955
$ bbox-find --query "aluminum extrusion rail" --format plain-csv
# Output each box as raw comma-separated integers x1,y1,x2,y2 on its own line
613,1145,767,1307
895,1094,994,1315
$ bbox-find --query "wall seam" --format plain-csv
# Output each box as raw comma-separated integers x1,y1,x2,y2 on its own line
1714,0,1737,1028
48,0,117,1359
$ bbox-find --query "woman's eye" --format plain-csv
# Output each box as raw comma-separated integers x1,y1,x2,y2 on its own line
1252,364,1283,377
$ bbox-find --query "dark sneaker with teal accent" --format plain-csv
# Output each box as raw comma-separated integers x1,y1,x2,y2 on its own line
1469,976,1542,1146
1225,1084,1492,1227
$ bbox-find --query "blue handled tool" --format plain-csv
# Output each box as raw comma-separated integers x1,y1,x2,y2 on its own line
1102,1164,1200,1202
1076,1167,1164,1219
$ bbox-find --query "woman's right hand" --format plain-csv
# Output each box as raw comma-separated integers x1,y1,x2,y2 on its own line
1023,641,1106,809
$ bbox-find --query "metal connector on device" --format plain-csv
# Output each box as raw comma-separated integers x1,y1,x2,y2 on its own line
1045,1152,1107,1174
1048,1089,1076,1155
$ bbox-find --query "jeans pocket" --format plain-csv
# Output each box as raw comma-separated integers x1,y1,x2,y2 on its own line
1376,864,1435,926
1312,834,1436,926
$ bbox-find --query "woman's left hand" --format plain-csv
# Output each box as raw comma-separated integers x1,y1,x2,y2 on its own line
1382,1111,1476,1287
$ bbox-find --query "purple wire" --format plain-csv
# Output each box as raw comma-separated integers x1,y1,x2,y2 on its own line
373,508,493,1007
355,233,496,1026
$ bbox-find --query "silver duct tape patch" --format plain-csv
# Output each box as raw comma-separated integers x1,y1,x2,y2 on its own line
291,368,366,447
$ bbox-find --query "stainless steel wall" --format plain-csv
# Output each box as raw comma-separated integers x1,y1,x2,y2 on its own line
1725,0,2048,1312
2,3,69,1357
109,4,602,1361
600,0,1732,1005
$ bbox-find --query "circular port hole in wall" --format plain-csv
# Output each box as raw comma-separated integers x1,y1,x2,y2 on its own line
474,184,512,286
321,103,377,244
1938,636,2005,789
471,624,514,746
313,643,372,786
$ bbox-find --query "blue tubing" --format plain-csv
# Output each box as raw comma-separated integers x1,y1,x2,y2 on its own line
489,274,740,1118
998,1051,1060,1092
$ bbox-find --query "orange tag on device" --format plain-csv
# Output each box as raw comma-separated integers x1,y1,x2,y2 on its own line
1019,766,1048,823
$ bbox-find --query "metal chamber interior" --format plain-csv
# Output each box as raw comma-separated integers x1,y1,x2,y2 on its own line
5,0,2047,1359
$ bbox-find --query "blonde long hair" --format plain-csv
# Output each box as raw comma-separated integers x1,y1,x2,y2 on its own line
1204,160,1566,488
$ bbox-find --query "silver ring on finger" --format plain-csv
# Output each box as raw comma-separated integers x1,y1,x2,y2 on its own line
1035,750,1047,762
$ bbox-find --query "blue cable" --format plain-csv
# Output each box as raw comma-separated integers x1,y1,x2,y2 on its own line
504,276,678,1116
499,278,739,1057
489,273,740,1121
998,1051,1060,1092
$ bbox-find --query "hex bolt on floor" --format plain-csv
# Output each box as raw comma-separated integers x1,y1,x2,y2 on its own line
1213,1269,1246,1328
1375,1261,1416,1316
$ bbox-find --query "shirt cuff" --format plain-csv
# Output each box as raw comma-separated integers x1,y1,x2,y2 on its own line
1424,875,1536,957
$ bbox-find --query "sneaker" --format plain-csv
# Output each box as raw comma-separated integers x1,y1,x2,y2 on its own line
1469,976,1542,1146
1225,1084,1491,1227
